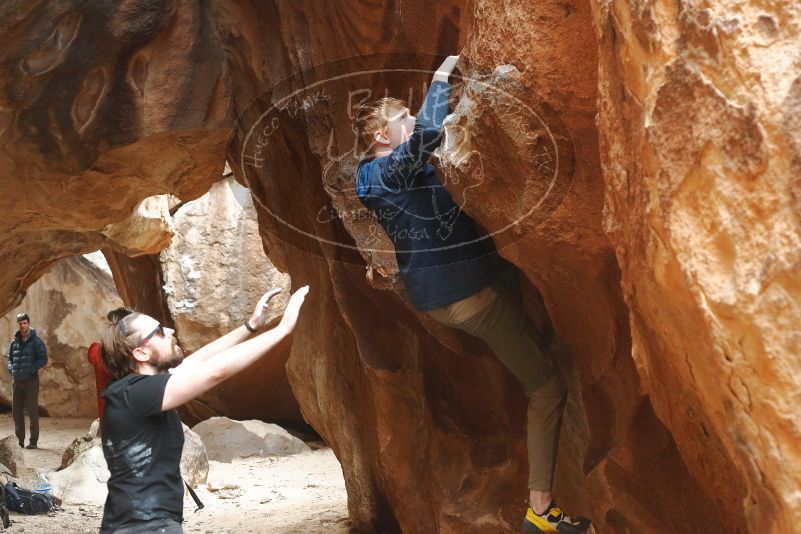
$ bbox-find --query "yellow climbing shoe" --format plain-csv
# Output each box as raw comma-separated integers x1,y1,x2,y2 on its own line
522,502,591,533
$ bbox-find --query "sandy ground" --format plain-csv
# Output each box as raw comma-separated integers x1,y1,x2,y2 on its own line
0,414,351,533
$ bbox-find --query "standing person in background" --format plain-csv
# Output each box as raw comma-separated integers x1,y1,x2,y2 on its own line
87,307,134,422
7,313,47,449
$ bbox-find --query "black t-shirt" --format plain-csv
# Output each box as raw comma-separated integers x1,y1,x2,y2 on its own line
100,373,184,533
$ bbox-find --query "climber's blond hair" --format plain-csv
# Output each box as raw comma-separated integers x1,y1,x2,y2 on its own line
352,97,406,158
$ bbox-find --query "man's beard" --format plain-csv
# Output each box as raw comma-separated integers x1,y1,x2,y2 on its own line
154,338,185,372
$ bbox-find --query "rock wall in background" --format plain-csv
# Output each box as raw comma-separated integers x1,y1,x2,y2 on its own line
161,176,290,354
0,256,123,417
160,175,299,426
0,1,798,532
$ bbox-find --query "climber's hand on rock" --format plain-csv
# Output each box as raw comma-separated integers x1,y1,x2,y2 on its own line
433,55,460,83
278,285,310,333
249,288,283,329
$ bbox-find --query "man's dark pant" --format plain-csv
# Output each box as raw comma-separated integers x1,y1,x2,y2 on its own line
12,375,39,446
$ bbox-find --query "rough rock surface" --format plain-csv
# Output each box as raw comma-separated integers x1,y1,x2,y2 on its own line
0,257,123,417
160,176,299,427
161,176,291,354
192,417,309,463
0,1,797,533
0,435,26,477
592,1,801,531
181,424,210,487
48,442,109,506
60,418,100,470
435,2,728,531
103,248,177,330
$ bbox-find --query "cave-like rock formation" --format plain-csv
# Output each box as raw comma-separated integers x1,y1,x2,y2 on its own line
0,0,230,313
1,1,798,532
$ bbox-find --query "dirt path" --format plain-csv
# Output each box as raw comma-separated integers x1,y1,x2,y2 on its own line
0,414,350,533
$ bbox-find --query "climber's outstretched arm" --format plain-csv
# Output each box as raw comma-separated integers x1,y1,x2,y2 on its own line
380,56,460,189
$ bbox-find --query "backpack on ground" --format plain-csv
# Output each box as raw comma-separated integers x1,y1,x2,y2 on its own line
3,482,54,514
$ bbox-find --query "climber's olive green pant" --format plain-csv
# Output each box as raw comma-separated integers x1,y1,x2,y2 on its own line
428,277,567,491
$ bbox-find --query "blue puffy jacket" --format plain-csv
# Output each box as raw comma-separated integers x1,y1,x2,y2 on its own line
8,329,47,381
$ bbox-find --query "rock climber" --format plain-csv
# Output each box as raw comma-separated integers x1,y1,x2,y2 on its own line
352,55,591,533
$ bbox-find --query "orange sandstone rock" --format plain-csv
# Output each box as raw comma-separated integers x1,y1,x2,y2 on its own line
0,1,796,532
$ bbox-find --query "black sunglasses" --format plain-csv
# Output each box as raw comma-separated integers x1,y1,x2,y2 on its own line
136,324,165,348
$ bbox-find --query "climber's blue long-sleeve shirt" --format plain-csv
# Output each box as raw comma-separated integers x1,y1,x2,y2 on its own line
356,80,499,311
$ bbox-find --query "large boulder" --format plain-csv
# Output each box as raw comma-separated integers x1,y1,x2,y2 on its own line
0,257,122,417
60,418,100,470
48,441,110,506
220,1,796,531
192,417,309,462
591,0,801,531
161,175,291,354
0,435,27,478
158,175,301,427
